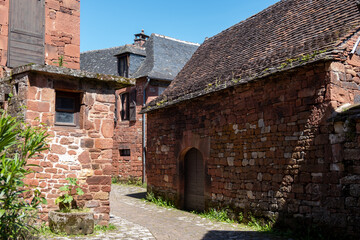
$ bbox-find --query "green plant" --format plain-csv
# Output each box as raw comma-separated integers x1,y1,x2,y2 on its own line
247,213,274,232
94,223,117,232
144,192,175,208
55,177,84,213
36,223,117,237
0,111,48,240
238,212,244,222
197,208,234,223
53,55,66,67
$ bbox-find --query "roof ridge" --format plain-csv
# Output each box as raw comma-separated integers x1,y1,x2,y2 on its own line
153,33,200,46
80,45,124,54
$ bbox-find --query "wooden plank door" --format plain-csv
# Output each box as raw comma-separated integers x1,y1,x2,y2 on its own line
8,0,45,67
184,148,205,211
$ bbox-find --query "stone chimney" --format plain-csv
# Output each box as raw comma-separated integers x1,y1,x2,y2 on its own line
134,29,149,47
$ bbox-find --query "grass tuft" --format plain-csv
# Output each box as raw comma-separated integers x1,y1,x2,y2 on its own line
144,192,175,208
195,208,234,223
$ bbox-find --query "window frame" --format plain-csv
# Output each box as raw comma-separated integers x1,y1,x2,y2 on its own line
54,91,81,127
118,54,129,78
120,90,136,122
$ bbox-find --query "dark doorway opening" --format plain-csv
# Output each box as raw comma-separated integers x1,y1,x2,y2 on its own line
184,148,205,211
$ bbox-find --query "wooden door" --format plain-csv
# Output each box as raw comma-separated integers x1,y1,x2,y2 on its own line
8,0,45,67
184,148,205,211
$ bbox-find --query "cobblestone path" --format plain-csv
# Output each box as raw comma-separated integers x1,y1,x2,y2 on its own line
41,184,285,240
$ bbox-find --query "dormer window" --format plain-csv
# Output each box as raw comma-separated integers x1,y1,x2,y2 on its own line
118,55,129,77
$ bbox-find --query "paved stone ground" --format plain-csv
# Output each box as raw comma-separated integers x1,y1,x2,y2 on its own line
41,184,286,240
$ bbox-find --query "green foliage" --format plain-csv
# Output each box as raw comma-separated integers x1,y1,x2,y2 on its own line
247,214,274,232
197,208,234,223
144,192,175,208
36,223,117,237
94,223,117,232
53,55,66,67
238,212,243,222
0,111,48,240
55,177,84,213
112,177,146,188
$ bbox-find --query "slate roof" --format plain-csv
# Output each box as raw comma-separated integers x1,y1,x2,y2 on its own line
80,34,199,81
80,46,123,76
133,34,200,81
116,44,146,57
145,0,360,111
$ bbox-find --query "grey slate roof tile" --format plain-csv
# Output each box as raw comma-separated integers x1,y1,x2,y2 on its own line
80,34,199,81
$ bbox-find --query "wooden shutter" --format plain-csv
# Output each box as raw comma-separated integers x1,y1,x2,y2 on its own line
8,0,45,67
129,90,137,121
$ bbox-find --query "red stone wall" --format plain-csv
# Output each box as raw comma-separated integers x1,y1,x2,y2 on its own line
0,0,9,76
146,61,360,236
113,78,168,181
45,0,80,69
8,72,115,225
0,0,80,76
113,81,143,180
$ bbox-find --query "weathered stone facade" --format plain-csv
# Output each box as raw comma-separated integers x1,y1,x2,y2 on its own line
1,65,133,225
0,0,80,77
144,0,360,236
113,77,167,181
145,54,360,236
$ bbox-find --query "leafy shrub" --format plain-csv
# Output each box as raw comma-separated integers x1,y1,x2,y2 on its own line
55,177,84,212
0,111,48,240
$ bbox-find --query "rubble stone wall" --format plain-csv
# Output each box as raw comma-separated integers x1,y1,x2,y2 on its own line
3,71,115,225
113,78,168,181
146,60,360,236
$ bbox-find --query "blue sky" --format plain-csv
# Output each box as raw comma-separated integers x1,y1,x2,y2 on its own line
80,0,279,52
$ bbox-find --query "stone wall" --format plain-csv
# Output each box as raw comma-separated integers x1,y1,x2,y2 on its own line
44,0,80,69
0,0,80,77
113,78,166,181
2,69,117,225
0,0,9,76
113,81,144,180
145,60,360,236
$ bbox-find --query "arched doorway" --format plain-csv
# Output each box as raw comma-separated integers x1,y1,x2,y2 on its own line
184,148,205,211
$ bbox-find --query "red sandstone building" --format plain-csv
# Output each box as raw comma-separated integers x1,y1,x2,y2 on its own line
143,0,360,237
81,32,199,181
0,0,133,224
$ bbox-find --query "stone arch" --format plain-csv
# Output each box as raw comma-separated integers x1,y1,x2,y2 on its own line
176,131,211,210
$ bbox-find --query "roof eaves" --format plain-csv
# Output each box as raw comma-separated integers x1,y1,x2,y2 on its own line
141,51,335,114
1,64,135,89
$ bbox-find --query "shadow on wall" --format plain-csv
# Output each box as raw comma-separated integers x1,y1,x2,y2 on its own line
201,230,273,240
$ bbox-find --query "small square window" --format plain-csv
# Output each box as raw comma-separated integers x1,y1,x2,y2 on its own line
120,149,130,156
55,91,81,127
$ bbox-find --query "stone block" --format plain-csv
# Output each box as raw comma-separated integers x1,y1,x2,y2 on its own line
94,138,113,150
27,100,50,112
86,176,111,185
51,144,66,154
93,192,109,200
78,151,91,164
101,120,114,138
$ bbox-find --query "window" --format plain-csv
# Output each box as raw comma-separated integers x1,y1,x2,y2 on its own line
118,55,129,77
120,90,136,121
55,91,80,127
120,92,129,120
119,149,131,156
